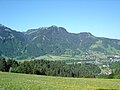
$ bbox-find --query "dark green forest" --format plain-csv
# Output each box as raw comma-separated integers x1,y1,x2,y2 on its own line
0,57,100,78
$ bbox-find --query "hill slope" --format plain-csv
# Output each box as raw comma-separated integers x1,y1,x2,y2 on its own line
0,72,120,90
0,24,27,58
0,24,120,59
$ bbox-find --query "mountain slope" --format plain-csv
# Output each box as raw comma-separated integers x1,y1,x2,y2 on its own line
0,24,27,58
25,26,98,57
0,24,120,59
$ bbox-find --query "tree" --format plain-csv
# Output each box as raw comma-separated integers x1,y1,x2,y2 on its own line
6,59,13,72
0,57,7,71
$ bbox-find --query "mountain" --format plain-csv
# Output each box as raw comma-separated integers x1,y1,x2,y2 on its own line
0,24,120,59
0,24,27,58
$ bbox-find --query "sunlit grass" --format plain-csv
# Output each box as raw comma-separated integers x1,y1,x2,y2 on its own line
0,72,120,90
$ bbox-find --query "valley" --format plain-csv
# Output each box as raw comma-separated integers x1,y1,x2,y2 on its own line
35,54,120,76
0,0,120,90
0,24,120,89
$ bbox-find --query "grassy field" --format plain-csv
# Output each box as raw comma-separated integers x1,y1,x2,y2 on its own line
0,72,120,90
17,55,79,62
35,55,87,61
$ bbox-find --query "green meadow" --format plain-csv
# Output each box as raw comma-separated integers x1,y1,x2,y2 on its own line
0,72,120,90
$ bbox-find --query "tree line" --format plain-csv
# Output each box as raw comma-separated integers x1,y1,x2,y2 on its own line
0,57,101,78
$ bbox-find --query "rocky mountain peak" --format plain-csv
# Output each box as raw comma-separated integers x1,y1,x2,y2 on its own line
47,25,68,34
78,32,94,38
0,24,5,27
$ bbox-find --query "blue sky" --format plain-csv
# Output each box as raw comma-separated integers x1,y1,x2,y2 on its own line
0,0,120,39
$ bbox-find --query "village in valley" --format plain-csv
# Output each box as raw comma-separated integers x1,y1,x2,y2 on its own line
65,54,120,75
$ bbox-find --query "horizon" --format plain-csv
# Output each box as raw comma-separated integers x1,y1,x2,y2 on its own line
0,0,120,39
1,23,120,40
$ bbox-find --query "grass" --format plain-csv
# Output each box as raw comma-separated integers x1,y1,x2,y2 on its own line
0,72,120,90
35,55,77,61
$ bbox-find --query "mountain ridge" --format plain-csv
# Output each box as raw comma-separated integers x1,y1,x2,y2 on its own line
0,24,120,59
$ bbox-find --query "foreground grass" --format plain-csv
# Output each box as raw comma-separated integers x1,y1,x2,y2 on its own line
0,72,120,90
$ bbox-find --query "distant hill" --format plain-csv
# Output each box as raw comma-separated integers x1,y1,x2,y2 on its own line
0,24,120,59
